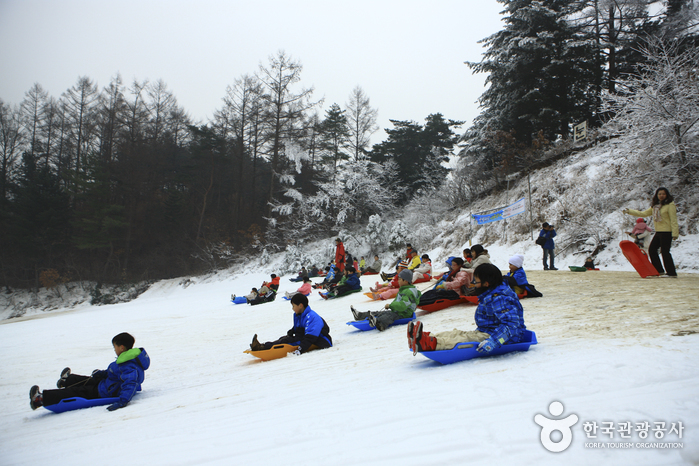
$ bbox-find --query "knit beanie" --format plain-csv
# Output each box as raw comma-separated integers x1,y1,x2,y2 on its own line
508,254,524,268
398,268,414,284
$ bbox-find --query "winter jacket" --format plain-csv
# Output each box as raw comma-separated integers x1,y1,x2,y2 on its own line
631,220,652,236
538,229,556,249
297,282,312,295
506,267,528,286
93,348,150,405
442,269,470,292
344,273,361,290
388,285,422,318
463,253,492,270
627,203,679,237
288,306,333,353
368,259,382,272
335,242,346,268
413,260,432,276
407,256,421,270
359,258,366,268
475,283,526,349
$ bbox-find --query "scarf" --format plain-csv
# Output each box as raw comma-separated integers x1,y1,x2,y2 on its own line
652,204,662,223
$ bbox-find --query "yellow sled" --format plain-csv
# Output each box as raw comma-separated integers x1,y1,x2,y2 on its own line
244,344,299,361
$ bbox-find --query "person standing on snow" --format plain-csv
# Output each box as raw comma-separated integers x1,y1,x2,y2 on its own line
334,238,346,273
623,187,679,277
538,223,558,270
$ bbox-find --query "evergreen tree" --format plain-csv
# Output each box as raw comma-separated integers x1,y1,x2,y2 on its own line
467,0,597,145
6,153,72,287
318,103,350,178
370,114,461,203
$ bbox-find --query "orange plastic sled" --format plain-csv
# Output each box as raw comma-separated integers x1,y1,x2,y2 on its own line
619,240,660,278
244,344,299,361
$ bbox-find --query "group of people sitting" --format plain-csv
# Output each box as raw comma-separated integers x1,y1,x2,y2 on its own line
232,274,281,305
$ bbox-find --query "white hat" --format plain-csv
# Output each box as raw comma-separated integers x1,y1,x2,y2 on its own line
508,254,524,268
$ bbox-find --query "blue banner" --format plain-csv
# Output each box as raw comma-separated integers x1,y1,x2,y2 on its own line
472,198,526,225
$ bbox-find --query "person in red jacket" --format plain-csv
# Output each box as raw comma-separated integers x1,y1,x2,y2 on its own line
335,238,346,273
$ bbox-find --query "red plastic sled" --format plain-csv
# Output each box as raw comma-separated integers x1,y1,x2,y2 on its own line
419,296,478,312
412,276,432,284
620,240,660,278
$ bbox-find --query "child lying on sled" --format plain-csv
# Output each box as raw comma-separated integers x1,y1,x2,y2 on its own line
409,264,527,355
249,294,332,354
350,268,421,331
29,333,150,411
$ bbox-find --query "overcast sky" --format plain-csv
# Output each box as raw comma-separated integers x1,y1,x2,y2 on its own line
0,0,504,144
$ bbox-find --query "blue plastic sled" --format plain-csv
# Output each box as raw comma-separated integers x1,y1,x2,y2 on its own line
418,330,537,364
44,396,120,414
346,313,416,331
231,296,247,304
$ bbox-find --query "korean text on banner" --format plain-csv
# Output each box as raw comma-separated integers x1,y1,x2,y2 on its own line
472,198,526,225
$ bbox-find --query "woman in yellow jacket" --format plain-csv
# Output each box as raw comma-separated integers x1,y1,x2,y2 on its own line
623,187,679,277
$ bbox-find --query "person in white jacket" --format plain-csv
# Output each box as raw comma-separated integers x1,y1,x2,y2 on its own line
412,254,432,282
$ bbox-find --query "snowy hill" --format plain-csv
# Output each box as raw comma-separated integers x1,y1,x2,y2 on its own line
2,268,699,465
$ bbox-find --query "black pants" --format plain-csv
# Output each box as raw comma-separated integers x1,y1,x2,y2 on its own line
649,232,676,276
42,374,101,406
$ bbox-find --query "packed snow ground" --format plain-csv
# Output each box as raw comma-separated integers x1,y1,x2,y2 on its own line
2,261,699,465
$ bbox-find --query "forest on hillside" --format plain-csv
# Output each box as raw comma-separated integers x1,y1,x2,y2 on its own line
0,0,697,289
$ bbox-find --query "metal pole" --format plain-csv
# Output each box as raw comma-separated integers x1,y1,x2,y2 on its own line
528,171,533,240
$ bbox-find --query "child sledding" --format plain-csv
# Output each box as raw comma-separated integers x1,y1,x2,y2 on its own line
418,257,472,307
29,333,150,412
504,254,542,298
319,266,362,299
409,264,530,361
349,269,421,331
246,294,332,360
232,274,280,305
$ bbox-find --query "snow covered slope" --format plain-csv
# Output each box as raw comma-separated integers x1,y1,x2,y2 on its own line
2,270,698,465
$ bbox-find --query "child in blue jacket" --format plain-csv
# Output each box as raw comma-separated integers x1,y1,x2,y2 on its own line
410,264,527,355
30,333,150,411
321,266,361,299
250,294,332,354
505,254,543,298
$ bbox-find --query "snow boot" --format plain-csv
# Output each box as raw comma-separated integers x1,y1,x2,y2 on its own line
56,367,71,388
368,314,379,329
30,385,42,410
351,306,370,321
250,334,264,351
413,321,437,355
407,321,415,352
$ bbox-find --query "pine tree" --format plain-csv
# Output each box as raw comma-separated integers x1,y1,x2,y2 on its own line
467,0,597,145
370,114,461,203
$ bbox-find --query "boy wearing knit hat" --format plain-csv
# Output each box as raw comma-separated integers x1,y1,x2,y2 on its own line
505,254,543,298
351,268,421,331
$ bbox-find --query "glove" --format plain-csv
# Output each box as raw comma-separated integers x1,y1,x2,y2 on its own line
477,338,496,353
107,401,127,411
436,284,445,290
91,369,106,379
292,349,301,356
